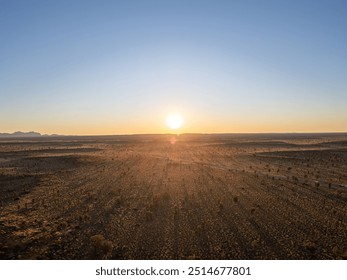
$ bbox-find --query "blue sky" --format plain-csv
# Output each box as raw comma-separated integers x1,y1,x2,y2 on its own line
1,0,346,134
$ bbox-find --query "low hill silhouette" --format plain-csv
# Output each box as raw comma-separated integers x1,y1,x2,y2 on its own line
0,131,42,138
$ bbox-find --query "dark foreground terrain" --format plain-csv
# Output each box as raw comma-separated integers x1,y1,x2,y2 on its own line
0,133,346,259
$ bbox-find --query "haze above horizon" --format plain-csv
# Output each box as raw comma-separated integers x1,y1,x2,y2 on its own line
1,0,347,135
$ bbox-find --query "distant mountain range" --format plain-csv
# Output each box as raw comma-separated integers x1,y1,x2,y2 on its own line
0,131,44,137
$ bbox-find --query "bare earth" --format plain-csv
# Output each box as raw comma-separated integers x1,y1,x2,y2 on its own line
0,133,346,260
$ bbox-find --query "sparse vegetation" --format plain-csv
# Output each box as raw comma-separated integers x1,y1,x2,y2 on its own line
90,234,113,259
0,134,346,260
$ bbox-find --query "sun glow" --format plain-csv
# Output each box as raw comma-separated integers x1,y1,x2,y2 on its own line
166,114,184,130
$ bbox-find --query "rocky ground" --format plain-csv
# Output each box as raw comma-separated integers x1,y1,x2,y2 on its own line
0,134,346,259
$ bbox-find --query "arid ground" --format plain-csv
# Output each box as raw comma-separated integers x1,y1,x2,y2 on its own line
0,133,346,259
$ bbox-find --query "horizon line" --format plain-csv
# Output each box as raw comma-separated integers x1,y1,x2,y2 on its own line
1,131,347,138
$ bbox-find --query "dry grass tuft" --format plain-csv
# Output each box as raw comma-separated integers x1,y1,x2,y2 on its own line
90,234,113,259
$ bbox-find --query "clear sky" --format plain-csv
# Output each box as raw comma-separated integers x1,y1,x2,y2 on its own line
1,0,346,135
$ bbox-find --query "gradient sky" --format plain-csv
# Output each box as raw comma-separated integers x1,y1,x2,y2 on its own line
1,0,347,135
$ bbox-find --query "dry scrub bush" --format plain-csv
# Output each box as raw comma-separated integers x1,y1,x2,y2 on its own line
90,234,113,259
303,240,317,254
145,210,153,222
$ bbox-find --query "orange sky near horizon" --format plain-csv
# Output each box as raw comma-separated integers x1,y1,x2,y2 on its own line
2,110,346,135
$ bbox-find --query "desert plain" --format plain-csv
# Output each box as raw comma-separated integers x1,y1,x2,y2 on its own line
0,133,346,259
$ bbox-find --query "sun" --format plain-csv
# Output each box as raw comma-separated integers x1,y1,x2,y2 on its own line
166,114,184,130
